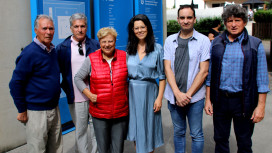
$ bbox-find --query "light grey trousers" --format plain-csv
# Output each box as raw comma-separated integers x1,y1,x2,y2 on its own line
69,101,98,153
26,107,63,153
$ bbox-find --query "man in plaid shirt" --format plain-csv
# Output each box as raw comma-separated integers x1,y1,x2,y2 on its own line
205,5,270,153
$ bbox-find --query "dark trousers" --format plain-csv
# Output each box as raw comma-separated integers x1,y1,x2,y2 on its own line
213,91,255,153
92,116,128,153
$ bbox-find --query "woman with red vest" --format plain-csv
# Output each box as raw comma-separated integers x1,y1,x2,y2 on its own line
126,14,166,153
74,27,128,153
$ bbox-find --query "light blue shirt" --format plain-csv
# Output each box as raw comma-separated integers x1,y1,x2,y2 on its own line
164,29,211,104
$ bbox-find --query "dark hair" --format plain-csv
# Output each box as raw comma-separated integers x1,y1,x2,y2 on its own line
212,19,221,28
222,5,248,23
127,14,155,55
178,5,196,18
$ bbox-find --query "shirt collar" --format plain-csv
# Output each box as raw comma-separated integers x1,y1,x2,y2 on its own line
33,37,55,52
71,36,86,46
226,31,245,44
174,29,198,43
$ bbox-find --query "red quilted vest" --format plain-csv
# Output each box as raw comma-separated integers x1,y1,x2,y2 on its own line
89,49,128,119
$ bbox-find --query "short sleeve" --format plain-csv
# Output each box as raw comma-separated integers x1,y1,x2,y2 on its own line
156,44,166,80
200,36,211,62
163,37,172,61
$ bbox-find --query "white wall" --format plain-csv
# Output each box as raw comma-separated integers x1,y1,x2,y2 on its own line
176,0,205,9
166,7,224,21
167,0,206,9
0,0,32,152
166,0,174,8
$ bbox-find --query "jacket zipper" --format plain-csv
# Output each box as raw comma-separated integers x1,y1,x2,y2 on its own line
110,59,114,118
217,36,225,102
241,42,246,117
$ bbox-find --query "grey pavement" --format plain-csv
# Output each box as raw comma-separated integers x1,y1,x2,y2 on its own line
6,22,272,153
7,95,272,153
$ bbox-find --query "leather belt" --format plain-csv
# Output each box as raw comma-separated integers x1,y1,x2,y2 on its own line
219,89,243,98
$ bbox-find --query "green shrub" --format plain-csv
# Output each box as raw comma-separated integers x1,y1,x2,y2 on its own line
194,17,224,34
265,1,272,9
254,9,272,23
167,17,224,36
167,20,180,32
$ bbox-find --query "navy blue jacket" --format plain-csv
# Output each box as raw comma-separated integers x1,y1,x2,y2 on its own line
56,35,100,104
9,42,61,113
210,29,261,116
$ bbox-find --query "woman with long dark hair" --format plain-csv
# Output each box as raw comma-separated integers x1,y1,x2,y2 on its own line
126,14,166,153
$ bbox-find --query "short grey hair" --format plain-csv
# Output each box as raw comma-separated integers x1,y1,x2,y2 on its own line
34,14,53,29
70,13,87,27
222,5,248,23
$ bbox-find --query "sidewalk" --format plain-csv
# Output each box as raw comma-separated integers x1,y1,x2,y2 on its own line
7,94,272,153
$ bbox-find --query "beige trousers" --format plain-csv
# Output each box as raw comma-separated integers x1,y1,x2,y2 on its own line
26,107,63,153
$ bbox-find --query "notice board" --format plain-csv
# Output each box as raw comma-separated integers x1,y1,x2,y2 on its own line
93,0,134,51
135,0,163,45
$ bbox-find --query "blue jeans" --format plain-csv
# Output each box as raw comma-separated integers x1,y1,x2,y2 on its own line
168,99,204,153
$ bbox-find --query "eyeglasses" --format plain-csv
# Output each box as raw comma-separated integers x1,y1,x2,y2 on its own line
78,42,84,56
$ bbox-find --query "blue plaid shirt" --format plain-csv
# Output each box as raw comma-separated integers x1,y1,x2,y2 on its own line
206,32,270,93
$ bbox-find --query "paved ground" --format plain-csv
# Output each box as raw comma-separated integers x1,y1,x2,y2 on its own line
6,22,272,153
6,95,272,153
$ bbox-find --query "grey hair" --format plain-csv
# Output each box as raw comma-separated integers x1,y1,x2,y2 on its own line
34,14,53,29
222,5,248,23
69,13,87,27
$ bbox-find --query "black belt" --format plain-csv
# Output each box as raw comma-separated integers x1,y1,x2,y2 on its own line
219,89,243,98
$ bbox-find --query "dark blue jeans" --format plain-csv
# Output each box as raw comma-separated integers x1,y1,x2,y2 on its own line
213,93,255,153
168,99,204,153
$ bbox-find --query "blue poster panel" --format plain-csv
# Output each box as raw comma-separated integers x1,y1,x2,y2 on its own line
31,0,91,45
43,0,86,45
135,0,163,46
93,0,134,51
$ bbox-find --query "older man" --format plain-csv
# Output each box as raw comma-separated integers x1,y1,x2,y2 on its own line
56,13,100,153
164,5,210,153
9,14,62,153
205,5,270,153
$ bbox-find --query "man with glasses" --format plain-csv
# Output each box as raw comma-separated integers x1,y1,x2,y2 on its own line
56,13,100,153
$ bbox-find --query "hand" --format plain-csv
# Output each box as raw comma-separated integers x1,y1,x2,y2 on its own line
17,111,28,123
153,98,162,113
251,105,265,123
208,33,214,41
88,93,97,103
174,91,191,107
204,99,213,116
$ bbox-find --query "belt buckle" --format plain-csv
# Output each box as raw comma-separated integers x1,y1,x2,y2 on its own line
225,92,229,97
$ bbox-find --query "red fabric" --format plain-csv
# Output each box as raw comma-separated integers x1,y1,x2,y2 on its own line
89,49,128,119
